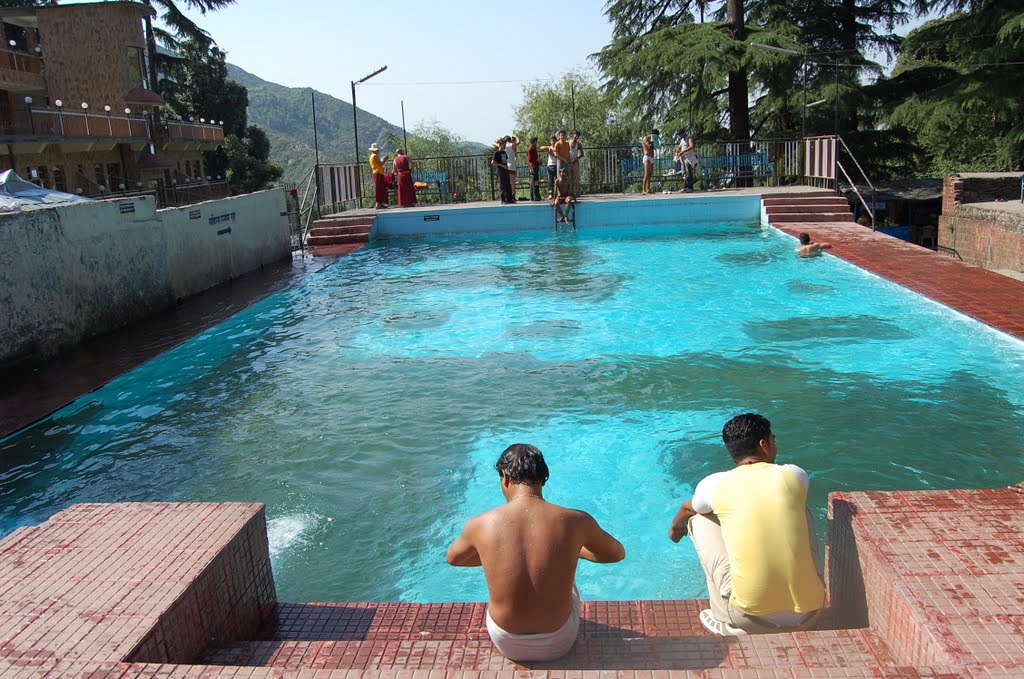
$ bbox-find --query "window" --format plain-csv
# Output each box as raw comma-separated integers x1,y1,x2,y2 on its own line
94,163,106,190
107,163,121,190
37,165,49,188
126,47,145,89
52,165,66,192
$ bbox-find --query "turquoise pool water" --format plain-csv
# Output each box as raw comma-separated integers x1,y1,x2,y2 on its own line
2,221,1023,604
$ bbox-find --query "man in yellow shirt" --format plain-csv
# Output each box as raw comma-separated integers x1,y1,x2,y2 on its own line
669,413,825,635
369,143,390,209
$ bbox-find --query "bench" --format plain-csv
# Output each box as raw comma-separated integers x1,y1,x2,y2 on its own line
411,170,449,204
619,157,688,192
698,152,776,188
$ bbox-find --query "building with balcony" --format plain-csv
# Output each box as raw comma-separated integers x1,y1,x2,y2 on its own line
0,1,224,202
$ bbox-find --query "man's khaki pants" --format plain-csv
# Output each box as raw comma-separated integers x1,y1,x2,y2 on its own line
688,510,823,633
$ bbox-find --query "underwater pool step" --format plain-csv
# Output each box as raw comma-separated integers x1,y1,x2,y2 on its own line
199,625,897,672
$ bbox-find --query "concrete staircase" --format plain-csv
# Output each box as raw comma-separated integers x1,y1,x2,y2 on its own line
306,215,374,247
762,192,853,224
198,600,904,676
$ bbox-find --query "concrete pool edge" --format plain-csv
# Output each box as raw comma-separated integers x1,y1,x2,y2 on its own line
3,487,1021,677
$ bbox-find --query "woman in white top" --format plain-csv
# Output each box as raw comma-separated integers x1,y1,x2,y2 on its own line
505,135,519,200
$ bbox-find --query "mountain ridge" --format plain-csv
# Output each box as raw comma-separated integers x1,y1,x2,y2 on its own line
226,62,405,187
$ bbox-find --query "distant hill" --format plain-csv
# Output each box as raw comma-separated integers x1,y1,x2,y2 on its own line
226,63,403,188
226,64,487,189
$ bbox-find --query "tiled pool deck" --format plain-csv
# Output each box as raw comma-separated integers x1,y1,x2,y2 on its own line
2,191,1024,677
5,487,1024,677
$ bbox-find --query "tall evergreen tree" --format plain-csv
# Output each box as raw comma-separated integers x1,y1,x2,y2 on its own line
872,0,1024,173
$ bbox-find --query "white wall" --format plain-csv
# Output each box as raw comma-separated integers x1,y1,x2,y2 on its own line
0,189,290,363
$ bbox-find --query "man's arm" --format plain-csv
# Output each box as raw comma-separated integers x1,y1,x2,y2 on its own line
578,513,625,563
446,520,482,567
669,499,698,542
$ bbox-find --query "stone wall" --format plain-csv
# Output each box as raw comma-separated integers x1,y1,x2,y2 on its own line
938,174,1024,271
0,189,291,364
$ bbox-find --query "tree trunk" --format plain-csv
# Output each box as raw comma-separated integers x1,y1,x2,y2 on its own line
726,0,750,144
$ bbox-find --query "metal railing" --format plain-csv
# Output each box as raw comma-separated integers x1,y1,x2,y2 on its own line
0,48,43,74
317,137,844,214
156,180,230,207
836,136,876,229
0,108,149,139
165,121,224,144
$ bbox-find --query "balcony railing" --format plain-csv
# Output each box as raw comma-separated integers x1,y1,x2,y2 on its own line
166,121,224,144
0,48,43,75
157,180,231,207
0,108,149,140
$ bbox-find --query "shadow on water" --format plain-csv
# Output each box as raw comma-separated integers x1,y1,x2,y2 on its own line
497,242,628,304
743,315,915,343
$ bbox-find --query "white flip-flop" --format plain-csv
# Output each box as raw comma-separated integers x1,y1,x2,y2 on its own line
699,608,747,636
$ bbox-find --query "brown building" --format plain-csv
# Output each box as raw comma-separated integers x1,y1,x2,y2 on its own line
0,1,224,204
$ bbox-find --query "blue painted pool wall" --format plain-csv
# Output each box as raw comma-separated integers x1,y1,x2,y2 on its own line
370,195,763,239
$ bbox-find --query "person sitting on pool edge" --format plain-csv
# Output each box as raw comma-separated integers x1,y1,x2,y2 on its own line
668,413,825,636
795,232,833,257
552,167,575,223
446,443,625,662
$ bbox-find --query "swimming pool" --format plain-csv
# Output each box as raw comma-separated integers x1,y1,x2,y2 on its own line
2,217,1023,604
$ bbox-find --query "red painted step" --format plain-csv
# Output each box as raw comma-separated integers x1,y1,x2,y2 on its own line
307,215,375,247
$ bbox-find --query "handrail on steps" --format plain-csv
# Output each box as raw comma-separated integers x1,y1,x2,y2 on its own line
835,136,877,230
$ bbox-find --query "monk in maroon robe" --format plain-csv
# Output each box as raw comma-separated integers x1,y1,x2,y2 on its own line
394,149,416,207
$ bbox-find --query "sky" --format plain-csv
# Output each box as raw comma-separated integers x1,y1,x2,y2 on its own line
147,0,935,146
168,0,616,145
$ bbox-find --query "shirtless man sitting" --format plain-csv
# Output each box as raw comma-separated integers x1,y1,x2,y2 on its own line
446,443,625,662
794,232,833,257
552,168,575,223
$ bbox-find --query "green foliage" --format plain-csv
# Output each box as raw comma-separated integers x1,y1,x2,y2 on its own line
144,0,235,52
381,119,485,159
160,39,247,137
873,7,1024,173
224,125,283,194
513,71,637,148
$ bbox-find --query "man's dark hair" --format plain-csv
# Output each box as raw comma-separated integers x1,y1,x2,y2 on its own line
799,233,810,245
572,130,581,136
652,128,660,135
722,413,772,460
530,136,538,143
495,443,550,485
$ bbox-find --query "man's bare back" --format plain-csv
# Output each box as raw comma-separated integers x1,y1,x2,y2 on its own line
446,444,624,643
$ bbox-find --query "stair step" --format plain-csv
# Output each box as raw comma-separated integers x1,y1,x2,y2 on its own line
764,205,850,215
767,213,852,223
309,225,373,237
313,217,375,229
762,198,849,207
307,233,370,245
200,628,896,672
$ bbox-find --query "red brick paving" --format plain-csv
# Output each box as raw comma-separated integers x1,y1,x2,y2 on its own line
771,219,1024,342
2,490,1024,677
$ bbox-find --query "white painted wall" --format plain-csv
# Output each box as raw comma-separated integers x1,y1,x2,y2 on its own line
0,189,290,363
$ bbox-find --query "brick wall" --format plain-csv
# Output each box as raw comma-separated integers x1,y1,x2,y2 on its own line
36,2,149,113
939,175,1024,271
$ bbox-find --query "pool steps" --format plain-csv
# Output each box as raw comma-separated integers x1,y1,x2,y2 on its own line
763,194,854,223
307,215,373,246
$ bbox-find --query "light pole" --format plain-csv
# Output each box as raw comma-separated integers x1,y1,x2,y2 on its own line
351,65,387,207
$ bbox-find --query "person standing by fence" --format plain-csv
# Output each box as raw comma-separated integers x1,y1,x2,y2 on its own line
527,137,542,201
543,135,558,198
369,143,390,209
568,131,584,197
492,137,514,204
394,148,416,207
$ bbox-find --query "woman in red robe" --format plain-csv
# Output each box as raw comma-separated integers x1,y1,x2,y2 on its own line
394,149,416,207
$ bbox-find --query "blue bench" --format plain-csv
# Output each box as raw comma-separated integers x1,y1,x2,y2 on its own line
698,152,776,188
411,170,449,203
619,157,686,192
